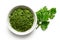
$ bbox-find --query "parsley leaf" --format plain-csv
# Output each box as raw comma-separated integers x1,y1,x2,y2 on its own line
41,21,49,31
49,8,56,19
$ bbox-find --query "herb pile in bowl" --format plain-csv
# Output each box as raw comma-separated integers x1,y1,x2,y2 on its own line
9,6,34,32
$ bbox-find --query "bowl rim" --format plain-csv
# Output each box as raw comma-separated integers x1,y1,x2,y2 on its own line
8,5,37,35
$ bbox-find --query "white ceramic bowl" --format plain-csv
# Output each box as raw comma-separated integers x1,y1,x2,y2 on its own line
8,5,37,35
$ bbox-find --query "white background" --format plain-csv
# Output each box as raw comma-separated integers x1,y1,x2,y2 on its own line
0,0,60,40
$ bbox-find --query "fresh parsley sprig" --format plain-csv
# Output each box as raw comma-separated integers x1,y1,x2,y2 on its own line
36,6,56,31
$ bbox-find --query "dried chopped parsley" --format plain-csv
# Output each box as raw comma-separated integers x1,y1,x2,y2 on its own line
9,6,34,32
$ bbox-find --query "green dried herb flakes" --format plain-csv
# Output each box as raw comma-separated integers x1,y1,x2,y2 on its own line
36,6,56,31
9,7,34,32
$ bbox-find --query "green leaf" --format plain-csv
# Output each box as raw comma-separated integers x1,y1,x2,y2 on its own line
41,21,49,31
41,11,49,21
49,8,56,19
36,6,49,21
36,12,41,21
